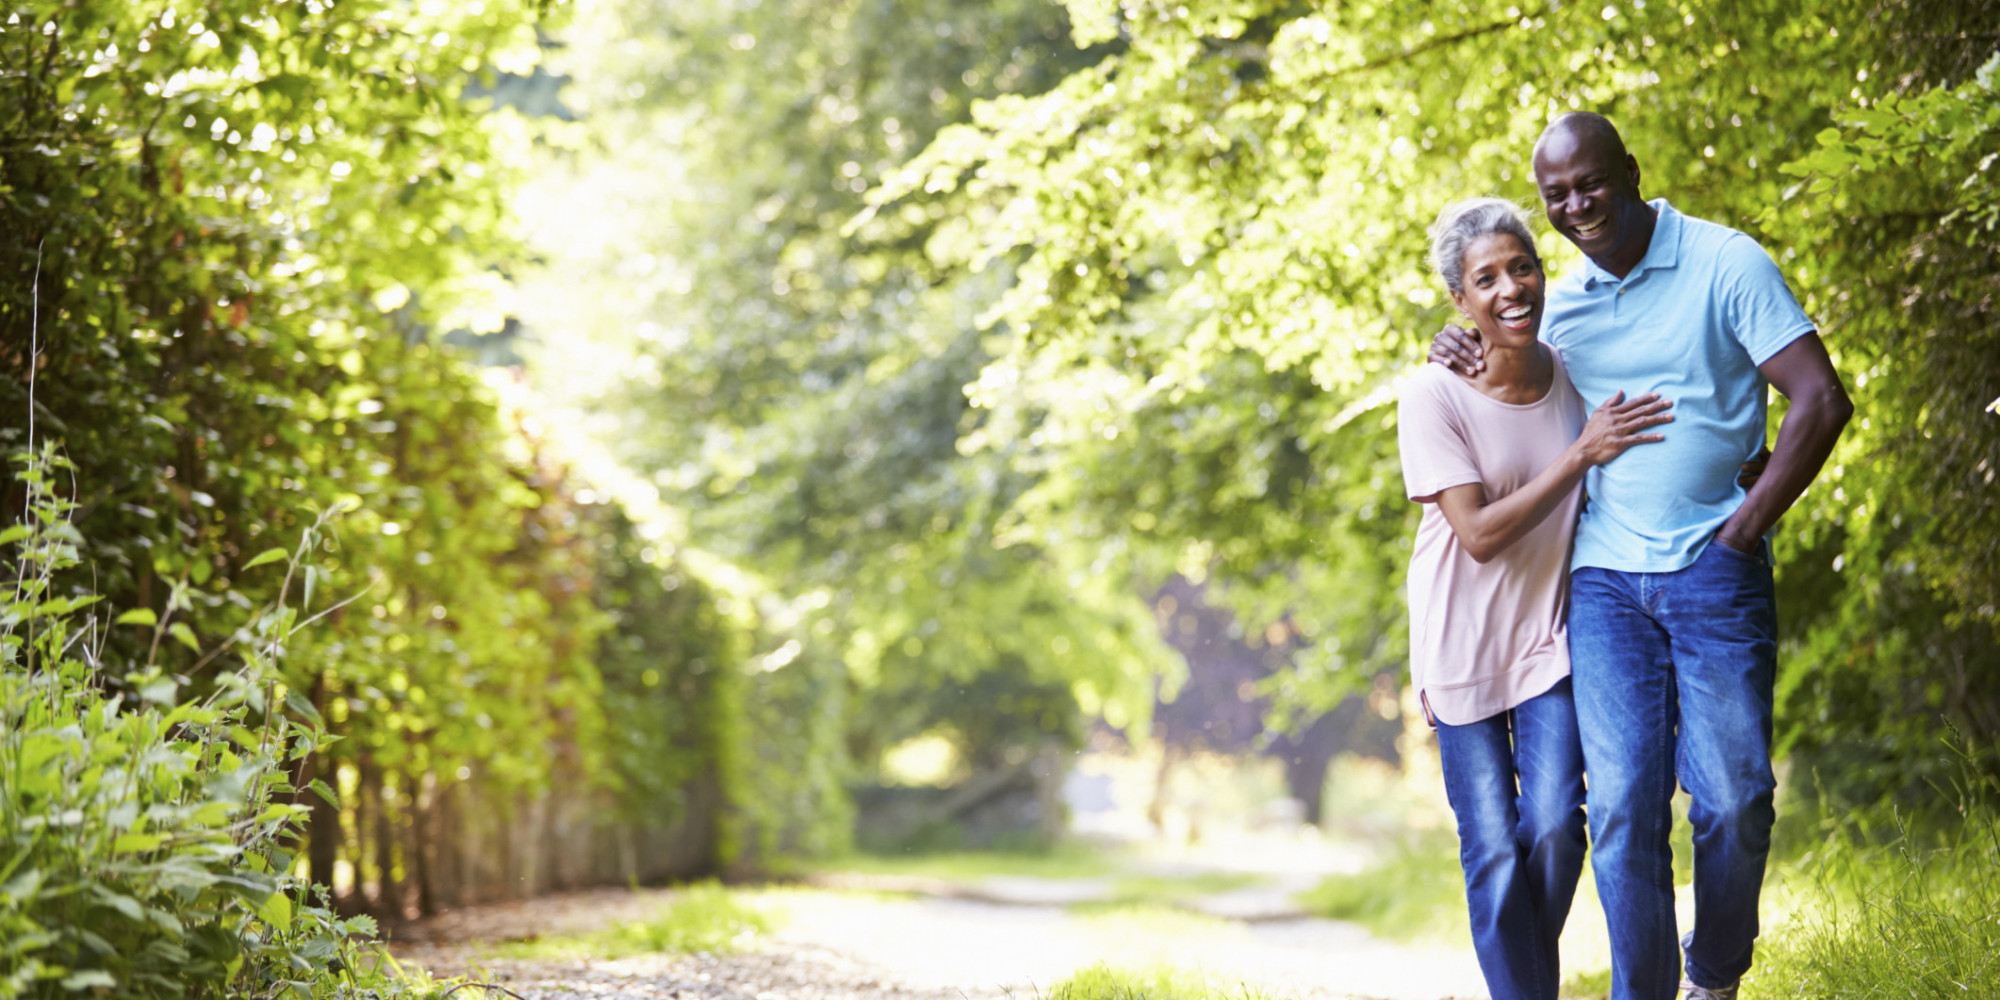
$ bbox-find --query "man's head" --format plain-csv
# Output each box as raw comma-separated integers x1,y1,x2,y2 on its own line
1532,112,1652,271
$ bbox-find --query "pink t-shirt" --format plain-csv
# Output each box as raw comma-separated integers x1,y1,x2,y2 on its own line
1396,350,1585,726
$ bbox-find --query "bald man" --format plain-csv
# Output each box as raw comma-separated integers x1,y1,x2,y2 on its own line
1430,113,1853,1000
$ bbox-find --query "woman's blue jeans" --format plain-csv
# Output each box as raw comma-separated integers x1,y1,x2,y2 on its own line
1569,539,1779,1000
1435,677,1589,1000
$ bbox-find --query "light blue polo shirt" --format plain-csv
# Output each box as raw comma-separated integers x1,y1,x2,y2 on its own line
1543,199,1817,573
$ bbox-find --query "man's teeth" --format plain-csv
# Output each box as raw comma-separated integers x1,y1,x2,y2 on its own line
1574,219,1606,236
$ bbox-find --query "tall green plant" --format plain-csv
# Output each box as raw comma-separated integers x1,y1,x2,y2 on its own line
0,446,381,999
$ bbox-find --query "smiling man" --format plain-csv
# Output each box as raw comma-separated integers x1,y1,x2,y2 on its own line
1430,112,1854,1000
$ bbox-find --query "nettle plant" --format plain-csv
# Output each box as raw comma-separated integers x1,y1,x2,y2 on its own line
0,447,389,1000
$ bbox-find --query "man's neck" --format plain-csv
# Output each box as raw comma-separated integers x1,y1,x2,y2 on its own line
1590,202,1661,280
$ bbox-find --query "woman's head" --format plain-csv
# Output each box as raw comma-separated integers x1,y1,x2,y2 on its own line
1428,198,1545,346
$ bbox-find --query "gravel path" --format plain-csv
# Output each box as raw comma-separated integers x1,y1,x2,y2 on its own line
391,884,1492,1000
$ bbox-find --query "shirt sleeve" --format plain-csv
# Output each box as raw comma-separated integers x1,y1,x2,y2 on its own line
1718,233,1817,366
1397,371,1482,503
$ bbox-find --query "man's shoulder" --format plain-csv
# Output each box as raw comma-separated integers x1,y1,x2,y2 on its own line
1671,210,1770,266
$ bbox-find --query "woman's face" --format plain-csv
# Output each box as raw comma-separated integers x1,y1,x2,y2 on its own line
1450,232,1544,349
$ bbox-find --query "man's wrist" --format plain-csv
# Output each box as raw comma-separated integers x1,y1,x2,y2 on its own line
1715,522,1758,552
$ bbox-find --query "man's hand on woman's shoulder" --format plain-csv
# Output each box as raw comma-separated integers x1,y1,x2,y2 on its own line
1429,323,1487,376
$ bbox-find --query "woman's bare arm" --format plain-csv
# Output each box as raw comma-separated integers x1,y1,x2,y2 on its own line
1429,391,1672,563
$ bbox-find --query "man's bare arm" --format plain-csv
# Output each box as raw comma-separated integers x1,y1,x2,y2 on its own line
1715,333,1854,552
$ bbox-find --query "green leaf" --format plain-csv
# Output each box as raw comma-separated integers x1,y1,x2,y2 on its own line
140,678,178,704
308,779,339,807
114,608,158,627
284,688,322,724
257,890,293,930
169,622,200,652
90,886,147,924
113,833,163,853
244,546,289,569
61,971,116,991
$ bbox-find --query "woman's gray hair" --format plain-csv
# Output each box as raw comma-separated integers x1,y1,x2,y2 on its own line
1427,197,1541,294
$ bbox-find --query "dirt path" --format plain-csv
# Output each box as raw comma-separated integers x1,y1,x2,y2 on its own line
391,883,1491,1000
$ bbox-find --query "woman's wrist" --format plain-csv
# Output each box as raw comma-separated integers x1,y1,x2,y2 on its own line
1561,441,1593,477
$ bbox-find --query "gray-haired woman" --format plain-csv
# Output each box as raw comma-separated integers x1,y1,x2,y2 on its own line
1396,198,1672,1000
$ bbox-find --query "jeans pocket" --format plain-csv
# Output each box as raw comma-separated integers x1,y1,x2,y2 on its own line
1709,537,1767,568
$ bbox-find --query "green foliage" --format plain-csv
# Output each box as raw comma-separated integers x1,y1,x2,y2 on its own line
1750,741,2000,998
515,0,1176,776
0,449,372,999
1762,48,2000,794
1293,833,1467,944
2,0,850,923
1048,964,1276,1000
488,882,773,961
862,0,2000,758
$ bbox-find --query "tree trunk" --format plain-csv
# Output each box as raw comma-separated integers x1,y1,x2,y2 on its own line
360,754,401,920
410,768,436,918
305,672,340,893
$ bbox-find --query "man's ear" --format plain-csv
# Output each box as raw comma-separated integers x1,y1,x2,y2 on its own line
1626,153,1642,195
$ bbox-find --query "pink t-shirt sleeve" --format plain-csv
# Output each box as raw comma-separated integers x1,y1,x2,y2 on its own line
1397,370,1482,504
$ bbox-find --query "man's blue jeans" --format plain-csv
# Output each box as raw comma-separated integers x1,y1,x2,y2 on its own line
1436,677,1588,1000
1570,540,1779,1000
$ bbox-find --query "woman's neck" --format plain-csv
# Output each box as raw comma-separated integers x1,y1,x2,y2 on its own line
1469,339,1553,404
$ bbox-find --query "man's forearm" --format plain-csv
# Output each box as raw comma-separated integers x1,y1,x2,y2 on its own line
1718,386,1853,548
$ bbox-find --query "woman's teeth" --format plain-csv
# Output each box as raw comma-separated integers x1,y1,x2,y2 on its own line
1499,304,1533,325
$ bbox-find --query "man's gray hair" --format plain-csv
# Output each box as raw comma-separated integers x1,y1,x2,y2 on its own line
1427,197,1541,294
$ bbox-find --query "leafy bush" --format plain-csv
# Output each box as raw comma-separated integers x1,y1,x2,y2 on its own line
0,449,380,999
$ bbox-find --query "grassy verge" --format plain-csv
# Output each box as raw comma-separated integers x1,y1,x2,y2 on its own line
1047,965,1278,1000
1293,831,1468,944
1747,800,2000,997
488,882,772,961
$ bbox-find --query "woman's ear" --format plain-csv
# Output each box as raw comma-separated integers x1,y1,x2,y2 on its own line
1450,287,1470,318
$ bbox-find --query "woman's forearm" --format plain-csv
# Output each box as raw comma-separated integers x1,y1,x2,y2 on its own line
1437,443,1591,563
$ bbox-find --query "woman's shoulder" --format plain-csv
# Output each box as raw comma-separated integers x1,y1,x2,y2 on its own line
1404,360,1467,399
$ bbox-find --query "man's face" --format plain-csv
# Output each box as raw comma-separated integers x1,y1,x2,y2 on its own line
1533,129,1647,262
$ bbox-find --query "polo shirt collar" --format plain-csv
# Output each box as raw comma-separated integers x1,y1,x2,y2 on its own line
1581,198,1681,289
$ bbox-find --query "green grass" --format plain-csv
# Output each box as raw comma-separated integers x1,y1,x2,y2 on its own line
1746,806,2000,998
1046,964,1280,1000
488,882,772,960
816,842,1118,882
1294,832,1469,944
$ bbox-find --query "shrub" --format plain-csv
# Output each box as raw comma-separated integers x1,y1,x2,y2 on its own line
0,448,383,999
